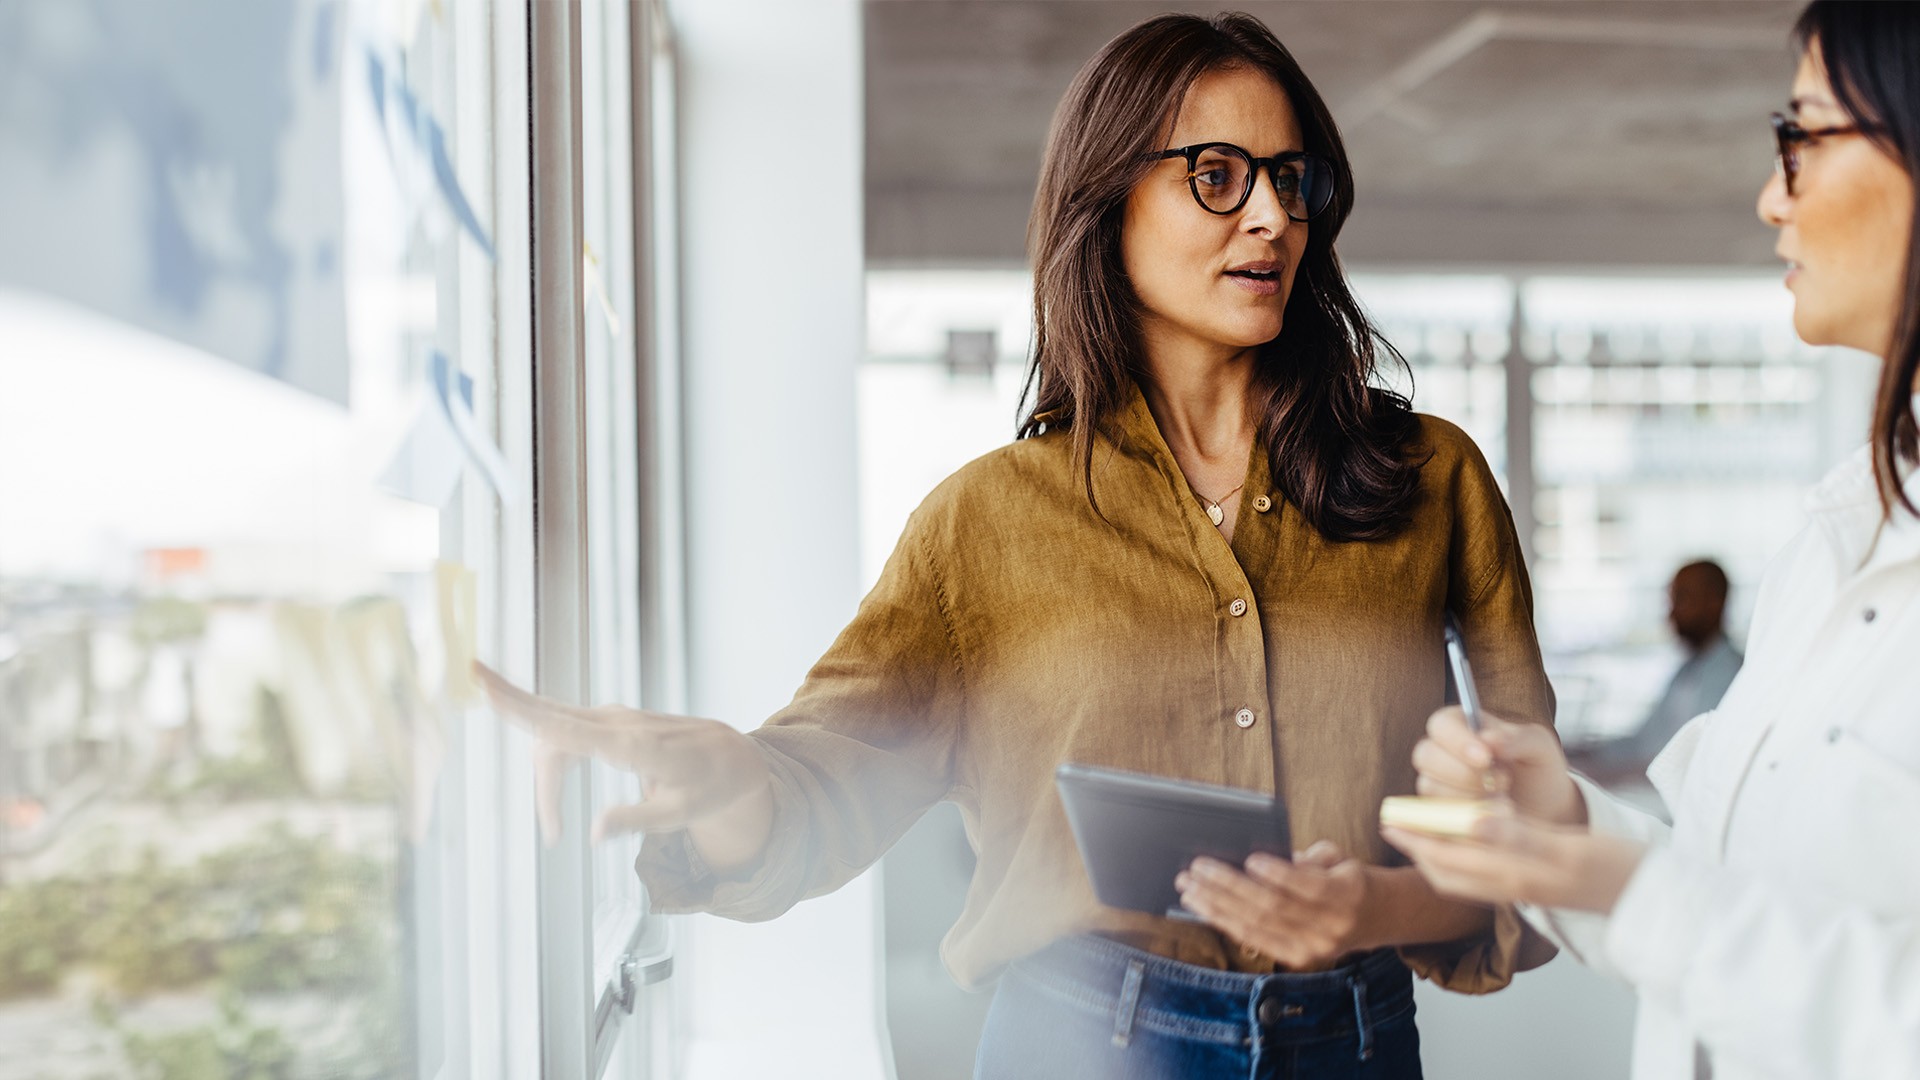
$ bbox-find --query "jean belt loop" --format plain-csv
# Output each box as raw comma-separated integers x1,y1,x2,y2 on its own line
1111,959,1147,1048
1348,972,1374,1062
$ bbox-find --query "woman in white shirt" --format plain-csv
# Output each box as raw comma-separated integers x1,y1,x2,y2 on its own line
1385,3,1920,1079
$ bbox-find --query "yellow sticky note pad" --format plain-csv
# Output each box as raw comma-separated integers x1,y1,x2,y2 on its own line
436,560,478,705
1379,796,1504,839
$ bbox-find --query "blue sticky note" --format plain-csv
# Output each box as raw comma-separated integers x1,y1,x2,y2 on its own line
365,47,495,260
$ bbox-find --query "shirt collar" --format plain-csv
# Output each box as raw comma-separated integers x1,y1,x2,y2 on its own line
1029,380,1164,454
1804,402,1920,573
1097,378,1274,517
1803,443,1882,516
1805,393,1920,515
1114,378,1166,461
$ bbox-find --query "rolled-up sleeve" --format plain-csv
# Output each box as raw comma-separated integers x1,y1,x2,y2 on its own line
1400,435,1561,992
637,508,966,920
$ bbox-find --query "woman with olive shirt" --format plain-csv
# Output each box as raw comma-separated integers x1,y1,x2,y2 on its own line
482,12,1554,1077
1392,4,1920,1079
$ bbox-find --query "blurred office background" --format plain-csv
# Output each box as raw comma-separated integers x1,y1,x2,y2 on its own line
0,1,1862,1079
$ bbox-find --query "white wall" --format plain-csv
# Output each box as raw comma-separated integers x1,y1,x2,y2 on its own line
667,1,887,1078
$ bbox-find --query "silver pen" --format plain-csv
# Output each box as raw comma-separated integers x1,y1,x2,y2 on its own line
1441,613,1482,732
1443,613,1506,794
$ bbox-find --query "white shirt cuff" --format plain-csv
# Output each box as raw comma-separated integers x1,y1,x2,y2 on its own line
1573,772,1661,842
1517,773,1669,975
1603,844,1711,1008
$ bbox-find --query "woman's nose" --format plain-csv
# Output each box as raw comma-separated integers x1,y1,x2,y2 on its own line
1239,170,1292,238
1756,169,1792,228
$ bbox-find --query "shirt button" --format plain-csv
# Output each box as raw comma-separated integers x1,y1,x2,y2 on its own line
1229,598,1248,617
1864,608,1878,623
1234,708,1257,728
1827,726,1843,744
1252,494,1273,513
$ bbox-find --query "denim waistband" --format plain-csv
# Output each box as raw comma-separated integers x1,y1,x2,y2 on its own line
1006,934,1413,1055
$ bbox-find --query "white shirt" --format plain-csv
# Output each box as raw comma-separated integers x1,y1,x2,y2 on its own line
1528,444,1920,1080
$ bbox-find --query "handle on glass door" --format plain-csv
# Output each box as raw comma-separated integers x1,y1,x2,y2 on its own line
615,919,674,1015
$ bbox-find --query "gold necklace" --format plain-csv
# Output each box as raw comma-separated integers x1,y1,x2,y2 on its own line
1192,481,1246,527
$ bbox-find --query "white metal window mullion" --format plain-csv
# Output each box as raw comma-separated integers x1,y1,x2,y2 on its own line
423,2,483,1076
634,15,692,1070
639,1,692,1055
578,0,629,983
441,2,514,1079
529,1,599,1078
602,0,644,726
582,4,662,1074
638,0,690,722
601,3,687,1075
485,2,543,1078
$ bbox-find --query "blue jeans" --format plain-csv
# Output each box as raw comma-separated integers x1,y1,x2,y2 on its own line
974,935,1422,1080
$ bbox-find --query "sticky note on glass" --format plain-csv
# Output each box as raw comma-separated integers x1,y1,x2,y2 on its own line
437,560,478,706
366,48,496,260
377,376,468,507
377,352,516,508
428,351,514,505
583,242,620,337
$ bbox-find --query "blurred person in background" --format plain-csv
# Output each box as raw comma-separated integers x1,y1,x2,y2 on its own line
483,11,1558,1078
1389,4,1920,1078
1567,559,1742,788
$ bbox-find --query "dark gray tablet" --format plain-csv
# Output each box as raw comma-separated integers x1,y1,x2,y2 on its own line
1055,763,1292,920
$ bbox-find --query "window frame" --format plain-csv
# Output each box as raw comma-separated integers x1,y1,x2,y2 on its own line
526,0,676,1076
480,3,546,1078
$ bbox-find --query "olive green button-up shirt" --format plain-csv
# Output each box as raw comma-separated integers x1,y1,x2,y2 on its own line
640,382,1556,992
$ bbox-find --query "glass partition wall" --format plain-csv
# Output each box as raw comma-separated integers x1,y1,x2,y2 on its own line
0,2,677,1077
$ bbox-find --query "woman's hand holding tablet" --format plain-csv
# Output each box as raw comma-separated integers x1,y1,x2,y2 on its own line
1054,763,1291,920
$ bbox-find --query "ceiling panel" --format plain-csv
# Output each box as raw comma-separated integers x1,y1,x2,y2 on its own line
865,1,1804,267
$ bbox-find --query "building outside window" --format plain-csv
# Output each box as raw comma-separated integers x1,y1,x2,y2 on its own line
0,2,676,1077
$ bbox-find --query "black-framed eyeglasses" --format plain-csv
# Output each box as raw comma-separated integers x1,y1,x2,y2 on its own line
1770,112,1883,196
1147,142,1335,222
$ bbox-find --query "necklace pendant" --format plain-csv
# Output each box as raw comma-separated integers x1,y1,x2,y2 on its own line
1207,503,1225,526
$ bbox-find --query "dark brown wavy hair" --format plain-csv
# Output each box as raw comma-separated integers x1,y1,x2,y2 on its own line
1795,2,1920,518
1017,11,1421,542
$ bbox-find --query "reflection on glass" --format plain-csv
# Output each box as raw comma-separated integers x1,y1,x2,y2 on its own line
0,303,421,1077
0,0,498,1073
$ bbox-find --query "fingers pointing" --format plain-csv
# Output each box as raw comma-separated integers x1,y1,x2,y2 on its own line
594,800,686,843
476,661,580,721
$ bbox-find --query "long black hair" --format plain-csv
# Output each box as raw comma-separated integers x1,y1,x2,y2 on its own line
1020,12,1421,542
1795,1,1920,516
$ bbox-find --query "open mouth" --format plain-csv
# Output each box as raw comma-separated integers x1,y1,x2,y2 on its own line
1224,259,1283,284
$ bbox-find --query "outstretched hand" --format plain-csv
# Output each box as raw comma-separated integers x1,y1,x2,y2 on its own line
474,661,773,848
